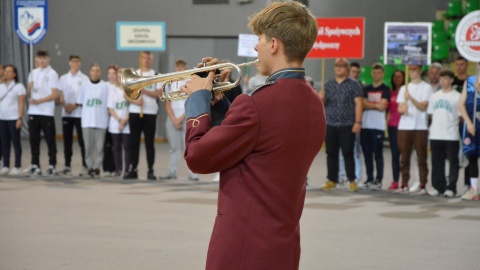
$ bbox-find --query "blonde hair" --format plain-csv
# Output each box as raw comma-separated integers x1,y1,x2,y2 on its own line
248,1,318,62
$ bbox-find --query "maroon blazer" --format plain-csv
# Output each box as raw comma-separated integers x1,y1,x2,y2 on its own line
184,68,326,270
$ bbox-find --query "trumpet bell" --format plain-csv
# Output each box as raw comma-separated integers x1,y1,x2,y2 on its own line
121,68,142,100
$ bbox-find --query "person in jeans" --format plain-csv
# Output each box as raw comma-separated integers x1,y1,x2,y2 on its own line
387,70,405,190
24,50,59,176
396,65,433,194
320,58,363,192
359,63,390,190
58,55,89,176
159,59,198,181
0,65,26,175
427,70,460,197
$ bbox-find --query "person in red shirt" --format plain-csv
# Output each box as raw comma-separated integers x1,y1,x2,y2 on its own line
180,2,325,269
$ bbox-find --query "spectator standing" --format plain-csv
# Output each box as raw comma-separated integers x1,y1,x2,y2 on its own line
427,70,460,197
76,64,109,178
107,68,130,179
359,63,390,190
0,65,26,175
387,70,405,190
124,51,159,180
396,65,433,194
159,59,198,181
58,55,89,176
24,50,59,176
428,62,442,92
103,65,118,177
320,58,363,192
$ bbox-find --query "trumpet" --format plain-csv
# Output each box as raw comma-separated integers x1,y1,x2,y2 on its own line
121,59,259,102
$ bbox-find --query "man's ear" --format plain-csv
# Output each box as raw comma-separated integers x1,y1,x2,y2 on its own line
270,38,280,55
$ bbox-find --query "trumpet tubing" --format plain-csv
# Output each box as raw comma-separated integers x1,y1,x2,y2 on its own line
121,59,258,102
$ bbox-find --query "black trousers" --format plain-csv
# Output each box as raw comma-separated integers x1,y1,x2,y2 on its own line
128,113,157,171
28,115,57,167
0,120,22,168
326,125,355,182
430,140,459,193
103,131,116,172
62,117,86,168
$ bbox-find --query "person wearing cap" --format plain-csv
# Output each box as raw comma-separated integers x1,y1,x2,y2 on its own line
358,63,390,190
427,70,460,198
320,58,363,192
428,62,442,92
396,65,433,194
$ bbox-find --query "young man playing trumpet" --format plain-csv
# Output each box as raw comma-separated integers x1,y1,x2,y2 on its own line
181,2,326,269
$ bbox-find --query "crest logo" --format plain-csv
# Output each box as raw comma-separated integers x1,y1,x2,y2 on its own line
456,11,480,62
14,1,48,45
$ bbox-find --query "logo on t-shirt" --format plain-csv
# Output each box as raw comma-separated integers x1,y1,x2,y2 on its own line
368,91,382,103
86,98,102,107
433,99,453,113
115,101,129,110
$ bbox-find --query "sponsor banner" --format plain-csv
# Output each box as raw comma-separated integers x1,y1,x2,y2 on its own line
14,0,48,45
384,22,432,66
116,22,166,51
307,17,365,59
456,11,480,62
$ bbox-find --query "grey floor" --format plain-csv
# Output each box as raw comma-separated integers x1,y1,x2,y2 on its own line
0,139,479,270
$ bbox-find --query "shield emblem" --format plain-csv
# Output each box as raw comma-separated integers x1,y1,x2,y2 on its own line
14,0,48,45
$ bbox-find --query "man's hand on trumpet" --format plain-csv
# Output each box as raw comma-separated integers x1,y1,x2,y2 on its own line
181,57,231,104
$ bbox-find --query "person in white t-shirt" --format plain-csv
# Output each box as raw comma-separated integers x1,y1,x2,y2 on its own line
107,68,130,179
159,59,198,181
102,65,119,177
58,55,89,176
76,63,110,178
0,65,26,175
24,50,59,177
359,63,390,190
396,65,433,194
0,63,4,170
427,70,461,197
124,51,160,180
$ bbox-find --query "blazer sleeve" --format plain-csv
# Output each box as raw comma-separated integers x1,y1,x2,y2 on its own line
184,93,259,174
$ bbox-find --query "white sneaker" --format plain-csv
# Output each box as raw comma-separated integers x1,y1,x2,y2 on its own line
8,168,21,176
409,181,421,193
62,167,72,176
24,165,41,176
463,185,471,195
418,188,427,195
428,189,440,197
444,190,455,198
0,167,9,175
44,165,57,176
104,171,112,178
79,167,89,177
461,187,479,200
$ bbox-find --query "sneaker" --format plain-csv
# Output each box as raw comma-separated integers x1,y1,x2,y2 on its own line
349,181,358,192
123,169,138,180
94,168,100,178
461,187,479,201
409,181,421,193
24,165,41,176
322,181,336,191
463,185,471,195
428,189,440,197
8,167,21,176
395,185,409,194
418,188,427,195
370,181,382,191
45,165,57,176
62,167,71,176
159,173,177,180
147,171,157,181
388,182,399,191
104,171,113,178
358,181,372,190
444,190,455,198
0,167,9,175
79,167,89,177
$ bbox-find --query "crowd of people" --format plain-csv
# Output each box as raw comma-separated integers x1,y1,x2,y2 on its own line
0,49,479,201
319,56,479,201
